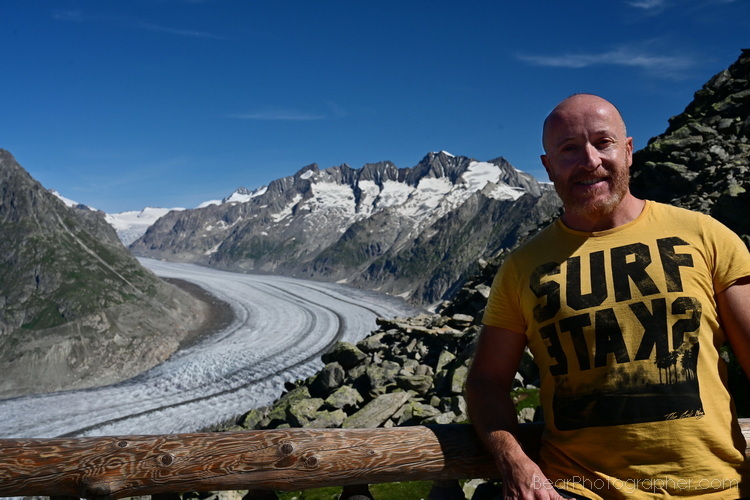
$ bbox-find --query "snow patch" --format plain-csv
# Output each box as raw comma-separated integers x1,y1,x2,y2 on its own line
309,182,356,211
375,180,412,208
106,207,184,245
272,194,303,222
224,186,267,204
486,184,525,201
462,161,500,191
51,190,93,209
204,242,222,255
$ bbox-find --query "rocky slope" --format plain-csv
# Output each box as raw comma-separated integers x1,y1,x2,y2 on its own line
131,152,561,306
631,48,750,241
0,150,209,398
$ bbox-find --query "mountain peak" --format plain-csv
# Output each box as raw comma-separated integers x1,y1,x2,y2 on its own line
130,151,561,305
222,186,266,204
294,163,320,179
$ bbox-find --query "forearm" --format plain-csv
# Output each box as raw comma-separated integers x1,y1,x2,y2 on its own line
465,325,562,498
466,376,532,473
467,377,559,498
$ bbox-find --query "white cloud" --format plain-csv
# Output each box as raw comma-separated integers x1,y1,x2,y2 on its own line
227,110,327,121
627,0,667,10
515,46,693,78
136,22,226,39
52,9,86,22
627,0,737,11
52,9,225,39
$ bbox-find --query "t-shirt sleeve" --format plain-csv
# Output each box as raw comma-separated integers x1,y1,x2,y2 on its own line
482,256,527,334
703,215,750,293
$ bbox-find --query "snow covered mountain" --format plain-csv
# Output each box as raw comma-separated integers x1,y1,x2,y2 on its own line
105,207,184,245
131,151,561,305
101,187,269,245
50,191,184,246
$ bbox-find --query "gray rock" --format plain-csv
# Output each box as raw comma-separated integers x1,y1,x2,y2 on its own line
398,358,421,375
325,385,364,411
448,314,474,329
414,363,435,377
435,350,456,373
342,391,411,428
422,412,458,425
288,398,325,427
364,360,401,395
357,332,386,353
306,409,347,428
266,386,311,425
322,342,367,370
309,362,345,398
395,374,434,395
448,365,469,395
238,407,268,429
632,50,750,241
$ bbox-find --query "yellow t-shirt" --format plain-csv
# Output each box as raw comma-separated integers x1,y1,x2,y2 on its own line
484,201,750,499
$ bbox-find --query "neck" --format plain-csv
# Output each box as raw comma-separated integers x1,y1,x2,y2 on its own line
561,195,646,232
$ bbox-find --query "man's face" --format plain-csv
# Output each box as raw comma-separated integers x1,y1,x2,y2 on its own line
541,96,633,224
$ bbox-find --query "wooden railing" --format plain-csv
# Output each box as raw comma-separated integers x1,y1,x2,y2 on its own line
1,420,748,500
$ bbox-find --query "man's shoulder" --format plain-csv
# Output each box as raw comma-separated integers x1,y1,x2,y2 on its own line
506,219,563,259
646,200,720,226
647,200,692,216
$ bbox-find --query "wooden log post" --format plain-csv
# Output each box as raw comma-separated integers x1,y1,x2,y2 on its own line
0,420,746,499
0,424,504,499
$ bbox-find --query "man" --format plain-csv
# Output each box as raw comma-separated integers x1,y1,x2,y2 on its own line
466,94,750,499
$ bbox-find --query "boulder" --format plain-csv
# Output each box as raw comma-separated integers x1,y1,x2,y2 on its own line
288,398,325,427
342,391,411,429
309,362,345,398
364,360,401,395
395,374,433,395
325,385,364,412
321,341,367,370
306,409,347,429
357,332,386,353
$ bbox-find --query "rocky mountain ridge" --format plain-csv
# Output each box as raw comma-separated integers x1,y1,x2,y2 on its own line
131,152,561,306
105,207,183,246
0,150,209,398
631,48,750,241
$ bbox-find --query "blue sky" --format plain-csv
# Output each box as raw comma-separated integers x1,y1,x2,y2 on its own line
2,0,748,213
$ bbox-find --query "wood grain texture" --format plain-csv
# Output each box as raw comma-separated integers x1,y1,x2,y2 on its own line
0,420,747,499
0,425,497,499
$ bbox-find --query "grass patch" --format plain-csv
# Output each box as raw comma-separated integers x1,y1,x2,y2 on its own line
511,387,540,415
277,481,433,500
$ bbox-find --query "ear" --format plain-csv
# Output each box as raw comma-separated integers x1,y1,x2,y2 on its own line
625,137,633,166
541,154,552,179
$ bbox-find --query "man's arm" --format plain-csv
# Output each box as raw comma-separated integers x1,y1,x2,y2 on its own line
466,324,562,499
717,276,750,378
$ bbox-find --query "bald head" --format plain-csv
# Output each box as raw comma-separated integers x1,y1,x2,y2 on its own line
542,94,627,153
